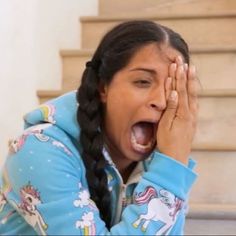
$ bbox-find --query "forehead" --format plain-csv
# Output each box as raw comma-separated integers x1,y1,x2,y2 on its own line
127,43,182,66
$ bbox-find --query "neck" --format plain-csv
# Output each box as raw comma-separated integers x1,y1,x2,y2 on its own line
103,137,136,184
119,162,138,183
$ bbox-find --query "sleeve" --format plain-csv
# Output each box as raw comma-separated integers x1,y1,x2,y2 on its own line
4,132,197,235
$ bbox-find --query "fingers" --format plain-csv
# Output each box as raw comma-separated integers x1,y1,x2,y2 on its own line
169,63,177,90
175,56,189,116
161,90,178,130
165,76,172,101
187,65,199,117
168,56,198,120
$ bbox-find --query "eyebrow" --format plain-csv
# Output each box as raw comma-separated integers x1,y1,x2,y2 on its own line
129,67,157,75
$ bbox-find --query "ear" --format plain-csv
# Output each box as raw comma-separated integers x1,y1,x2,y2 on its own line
99,82,108,103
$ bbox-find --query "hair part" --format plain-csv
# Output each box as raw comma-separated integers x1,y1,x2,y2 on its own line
77,20,189,228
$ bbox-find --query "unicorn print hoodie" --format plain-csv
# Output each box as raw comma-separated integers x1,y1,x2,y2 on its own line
0,91,197,235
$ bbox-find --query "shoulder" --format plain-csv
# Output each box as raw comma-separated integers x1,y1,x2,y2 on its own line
9,123,80,157
5,123,86,194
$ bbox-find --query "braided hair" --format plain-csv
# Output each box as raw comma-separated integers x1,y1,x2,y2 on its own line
76,20,190,228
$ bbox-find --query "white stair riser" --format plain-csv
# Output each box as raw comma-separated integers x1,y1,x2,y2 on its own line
192,52,236,90
190,151,236,204
62,55,88,90
194,97,236,146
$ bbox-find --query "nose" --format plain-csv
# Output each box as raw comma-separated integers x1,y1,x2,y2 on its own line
147,87,167,112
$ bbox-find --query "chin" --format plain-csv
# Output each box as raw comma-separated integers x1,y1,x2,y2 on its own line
127,146,154,162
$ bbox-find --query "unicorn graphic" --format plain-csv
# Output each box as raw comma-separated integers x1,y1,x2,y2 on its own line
0,210,16,225
0,169,16,225
74,189,97,211
9,124,51,153
75,212,96,236
11,182,48,235
133,186,183,235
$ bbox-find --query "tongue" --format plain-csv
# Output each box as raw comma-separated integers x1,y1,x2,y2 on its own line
132,122,153,145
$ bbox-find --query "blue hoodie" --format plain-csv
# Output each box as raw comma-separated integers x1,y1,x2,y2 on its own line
0,91,197,235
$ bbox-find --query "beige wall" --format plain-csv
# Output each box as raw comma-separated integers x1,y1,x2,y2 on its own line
0,0,98,167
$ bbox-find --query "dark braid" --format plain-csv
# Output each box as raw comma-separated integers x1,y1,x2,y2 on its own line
76,20,190,228
77,62,111,227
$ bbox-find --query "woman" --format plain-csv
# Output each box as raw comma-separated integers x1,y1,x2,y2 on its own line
0,20,198,235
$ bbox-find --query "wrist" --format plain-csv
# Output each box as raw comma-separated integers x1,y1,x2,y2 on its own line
156,148,189,165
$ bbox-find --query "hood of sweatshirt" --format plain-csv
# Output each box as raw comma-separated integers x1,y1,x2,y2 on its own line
24,91,80,141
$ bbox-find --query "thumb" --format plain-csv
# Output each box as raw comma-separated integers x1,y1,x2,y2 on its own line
161,90,178,129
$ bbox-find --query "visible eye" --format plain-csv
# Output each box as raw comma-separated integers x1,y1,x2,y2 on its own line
134,79,151,88
27,197,33,203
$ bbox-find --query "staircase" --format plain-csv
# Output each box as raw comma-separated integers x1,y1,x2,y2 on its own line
37,0,236,234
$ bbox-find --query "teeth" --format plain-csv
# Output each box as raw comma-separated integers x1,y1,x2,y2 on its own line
131,132,154,153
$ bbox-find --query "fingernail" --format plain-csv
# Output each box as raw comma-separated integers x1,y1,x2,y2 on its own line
177,55,183,64
184,63,188,71
171,63,177,70
170,90,177,101
167,76,172,84
179,64,184,73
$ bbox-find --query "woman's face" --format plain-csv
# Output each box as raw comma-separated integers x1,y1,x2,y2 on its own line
100,43,182,171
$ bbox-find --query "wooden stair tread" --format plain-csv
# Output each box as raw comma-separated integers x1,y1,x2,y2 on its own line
37,89,236,98
60,49,92,57
188,203,236,220
81,11,236,22
60,45,236,56
192,143,236,151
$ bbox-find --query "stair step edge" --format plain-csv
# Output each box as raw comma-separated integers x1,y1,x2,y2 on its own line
192,143,236,151
199,89,236,97
80,12,236,22
188,203,236,220
60,45,236,57
60,49,92,57
37,89,236,98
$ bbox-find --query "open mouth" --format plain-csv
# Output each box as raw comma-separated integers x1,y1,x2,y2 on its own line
131,121,157,154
